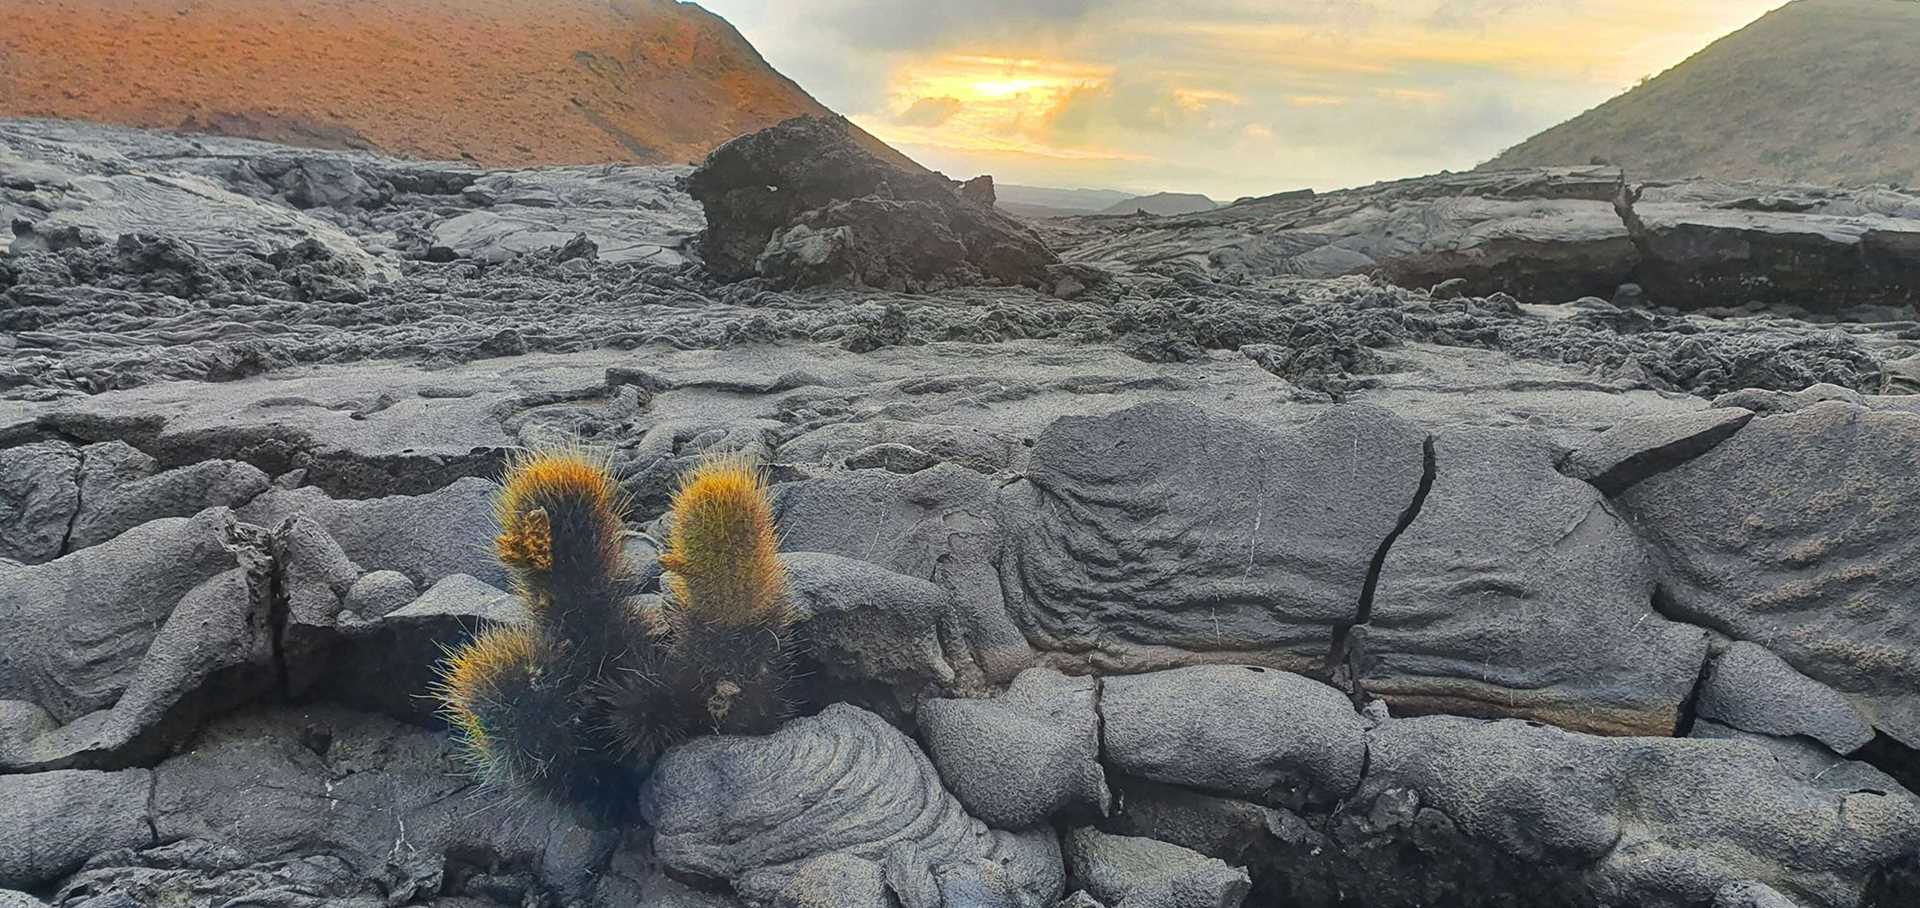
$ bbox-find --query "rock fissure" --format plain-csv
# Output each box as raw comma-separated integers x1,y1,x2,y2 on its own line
1326,434,1437,699
55,444,86,559
143,770,160,849
1857,734,1920,801
263,524,296,704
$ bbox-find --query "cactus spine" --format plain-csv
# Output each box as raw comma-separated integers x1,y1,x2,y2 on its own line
433,448,794,821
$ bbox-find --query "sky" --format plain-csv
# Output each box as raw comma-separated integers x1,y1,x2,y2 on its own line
695,0,1787,200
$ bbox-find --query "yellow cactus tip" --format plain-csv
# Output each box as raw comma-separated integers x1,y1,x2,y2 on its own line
431,625,540,763
492,446,629,567
661,452,789,628
496,446,626,517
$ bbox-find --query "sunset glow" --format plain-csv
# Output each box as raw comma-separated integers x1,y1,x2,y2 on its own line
699,0,1788,198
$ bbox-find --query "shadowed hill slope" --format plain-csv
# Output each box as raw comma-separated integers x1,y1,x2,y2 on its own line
1483,0,1920,186
0,0,913,169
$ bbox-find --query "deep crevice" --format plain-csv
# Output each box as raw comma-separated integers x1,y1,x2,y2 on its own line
1326,434,1437,701
1671,635,1718,739
263,524,295,703
1856,733,1920,801
143,769,160,847
57,444,86,557
1651,585,1920,793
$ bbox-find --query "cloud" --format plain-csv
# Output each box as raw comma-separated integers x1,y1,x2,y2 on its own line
818,0,1099,51
1421,0,1571,29
697,0,1787,198
895,96,965,127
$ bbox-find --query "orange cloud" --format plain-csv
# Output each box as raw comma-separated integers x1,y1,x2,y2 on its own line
895,95,964,126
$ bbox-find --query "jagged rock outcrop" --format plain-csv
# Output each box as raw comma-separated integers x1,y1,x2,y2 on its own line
688,116,1060,291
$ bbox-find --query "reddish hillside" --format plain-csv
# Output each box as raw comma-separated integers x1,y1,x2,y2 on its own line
0,0,910,167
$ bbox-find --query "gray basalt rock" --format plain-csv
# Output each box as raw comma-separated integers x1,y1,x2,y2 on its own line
1710,381,1869,416
269,514,365,697
427,165,698,268
1688,720,1901,795
778,418,1016,474
1620,401,1920,748
920,668,1109,829
0,441,80,564
86,707,607,907
0,508,277,771
1352,715,1920,908
312,573,527,722
341,569,417,622
1062,828,1250,908
1106,715,1918,908
687,116,1059,291
0,769,153,890
1713,881,1801,908
1697,642,1876,754
781,552,957,709
241,477,502,588
999,401,1428,676
1368,426,1710,736
1629,187,1920,316
1054,166,1637,302
1559,407,1754,496
1101,666,1366,809
1098,777,1303,871
776,465,1034,686
68,440,269,551
640,703,1065,907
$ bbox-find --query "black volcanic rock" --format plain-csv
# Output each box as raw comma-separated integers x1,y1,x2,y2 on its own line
687,116,1060,291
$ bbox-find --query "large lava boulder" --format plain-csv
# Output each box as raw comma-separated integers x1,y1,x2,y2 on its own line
687,116,1060,291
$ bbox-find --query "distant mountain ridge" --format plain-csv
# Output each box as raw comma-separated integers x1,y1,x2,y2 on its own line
1483,0,1920,185
996,184,1137,219
997,184,1219,219
1098,192,1218,217
0,0,912,168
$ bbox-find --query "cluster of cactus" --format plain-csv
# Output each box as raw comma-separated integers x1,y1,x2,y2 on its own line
432,448,794,819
